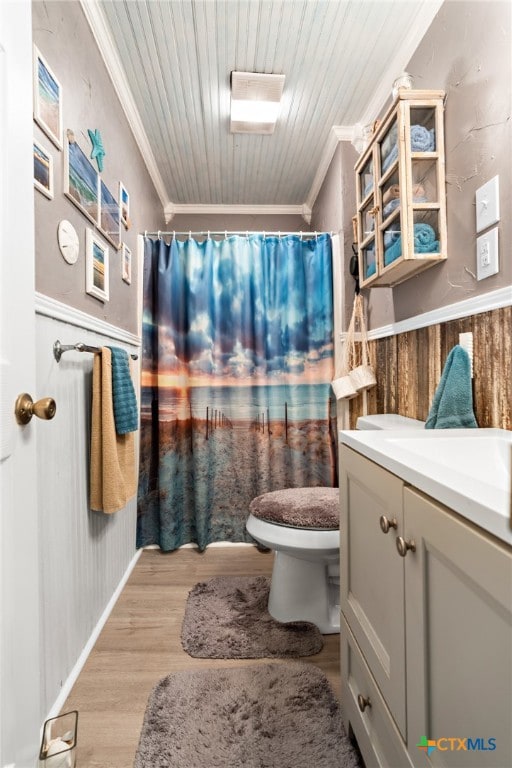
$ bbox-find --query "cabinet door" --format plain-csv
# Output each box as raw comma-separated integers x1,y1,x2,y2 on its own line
404,488,512,768
340,446,406,737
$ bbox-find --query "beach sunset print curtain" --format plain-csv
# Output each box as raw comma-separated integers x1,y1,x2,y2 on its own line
137,234,335,551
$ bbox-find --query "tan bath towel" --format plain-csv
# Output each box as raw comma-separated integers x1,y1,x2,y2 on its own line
90,347,137,513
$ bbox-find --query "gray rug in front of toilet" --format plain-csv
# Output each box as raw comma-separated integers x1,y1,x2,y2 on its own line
181,575,323,658
134,662,362,768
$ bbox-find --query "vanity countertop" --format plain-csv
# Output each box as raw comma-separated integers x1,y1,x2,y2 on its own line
339,428,512,546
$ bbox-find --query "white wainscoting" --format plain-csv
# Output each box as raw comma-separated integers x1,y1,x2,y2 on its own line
35,302,141,721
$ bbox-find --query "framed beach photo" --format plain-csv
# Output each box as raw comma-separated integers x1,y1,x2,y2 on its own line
64,132,99,224
98,180,121,250
119,182,130,229
122,243,132,285
86,228,109,302
33,46,62,150
33,140,54,199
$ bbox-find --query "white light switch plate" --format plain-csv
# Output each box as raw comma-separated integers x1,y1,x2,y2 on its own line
476,226,499,280
475,175,500,232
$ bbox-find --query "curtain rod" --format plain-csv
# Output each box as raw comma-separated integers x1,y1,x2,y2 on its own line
143,230,332,239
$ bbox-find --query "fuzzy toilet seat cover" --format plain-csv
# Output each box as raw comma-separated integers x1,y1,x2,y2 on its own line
249,487,339,530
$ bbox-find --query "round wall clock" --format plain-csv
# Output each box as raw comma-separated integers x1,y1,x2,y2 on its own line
57,219,79,264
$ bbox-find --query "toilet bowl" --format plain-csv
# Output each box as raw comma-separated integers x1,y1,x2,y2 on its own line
246,414,425,634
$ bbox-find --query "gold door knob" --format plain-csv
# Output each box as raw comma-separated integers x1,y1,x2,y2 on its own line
379,515,398,534
357,694,371,713
15,393,57,425
396,536,416,557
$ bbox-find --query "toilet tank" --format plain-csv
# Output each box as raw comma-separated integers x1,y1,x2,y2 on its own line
356,414,425,430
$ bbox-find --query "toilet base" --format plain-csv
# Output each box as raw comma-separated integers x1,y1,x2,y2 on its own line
268,551,340,634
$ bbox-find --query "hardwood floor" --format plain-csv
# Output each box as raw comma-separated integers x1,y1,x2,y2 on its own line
62,546,341,767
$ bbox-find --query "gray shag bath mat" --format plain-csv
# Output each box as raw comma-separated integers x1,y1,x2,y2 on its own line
181,575,323,658
134,662,361,768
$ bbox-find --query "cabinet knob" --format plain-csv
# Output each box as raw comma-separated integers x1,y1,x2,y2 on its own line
357,693,372,713
379,515,398,534
396,536,416,557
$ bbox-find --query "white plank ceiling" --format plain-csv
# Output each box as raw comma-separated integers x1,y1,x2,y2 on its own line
93,0,443,212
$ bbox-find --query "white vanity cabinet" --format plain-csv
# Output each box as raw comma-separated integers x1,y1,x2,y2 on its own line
340,445,512,768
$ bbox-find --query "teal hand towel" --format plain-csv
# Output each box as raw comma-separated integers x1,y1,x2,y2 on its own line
106,346,138,434
425,345,478,429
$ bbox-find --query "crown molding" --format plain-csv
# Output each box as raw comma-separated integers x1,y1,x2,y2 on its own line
79,0,169,210
164,203,310,223
305,125,355,213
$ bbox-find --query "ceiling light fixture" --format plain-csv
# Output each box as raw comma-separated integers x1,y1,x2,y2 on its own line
230,71,285,135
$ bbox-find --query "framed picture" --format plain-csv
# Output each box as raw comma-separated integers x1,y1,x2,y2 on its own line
119,182,130,229
33,140,53,199
98,180,121,249
121,243,132,285
33,46,62,150
64,133,99,224
86,228,109,302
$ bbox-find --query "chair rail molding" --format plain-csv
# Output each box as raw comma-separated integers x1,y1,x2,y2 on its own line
35,292,141,348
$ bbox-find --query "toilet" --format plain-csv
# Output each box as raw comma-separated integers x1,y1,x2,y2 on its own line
246,413,424,634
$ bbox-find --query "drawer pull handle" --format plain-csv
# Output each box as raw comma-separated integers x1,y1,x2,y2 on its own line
396,536,416,557
379,515,397,534
357,694,372,713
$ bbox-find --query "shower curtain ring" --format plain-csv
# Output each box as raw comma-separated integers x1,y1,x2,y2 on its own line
207,230,210,239
157,230,161,240
300,231,302,240
173,230,176,240
189,231,192,240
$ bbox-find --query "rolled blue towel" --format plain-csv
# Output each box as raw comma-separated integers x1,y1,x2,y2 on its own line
383,198,401,217
381,145,398,173
414,222,439,253
425,345,478,429
366,261,376,278
411,124,435,151
384,236,402,265
107,346,139,434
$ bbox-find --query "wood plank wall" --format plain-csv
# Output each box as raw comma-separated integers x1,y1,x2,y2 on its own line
349,306,512,430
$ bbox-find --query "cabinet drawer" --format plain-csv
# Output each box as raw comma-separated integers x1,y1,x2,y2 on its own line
341,616,413,768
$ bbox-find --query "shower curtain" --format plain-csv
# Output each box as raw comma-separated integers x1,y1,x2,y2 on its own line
137,233,336,551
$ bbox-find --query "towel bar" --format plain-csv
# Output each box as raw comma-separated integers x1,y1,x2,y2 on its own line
53,340,138,363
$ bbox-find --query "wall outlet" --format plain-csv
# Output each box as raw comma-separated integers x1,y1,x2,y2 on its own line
475,176,500,233
476,227,499,280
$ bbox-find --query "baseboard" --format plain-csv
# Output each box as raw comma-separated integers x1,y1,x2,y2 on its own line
143,542,256,550
44,547,143,721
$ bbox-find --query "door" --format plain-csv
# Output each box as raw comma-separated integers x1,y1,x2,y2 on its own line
0,1,41,765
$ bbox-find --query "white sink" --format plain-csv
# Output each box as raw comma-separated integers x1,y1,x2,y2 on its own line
339,428,512,545
387,432,511,492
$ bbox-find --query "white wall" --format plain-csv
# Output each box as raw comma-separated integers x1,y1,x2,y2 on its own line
36,300,140,719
